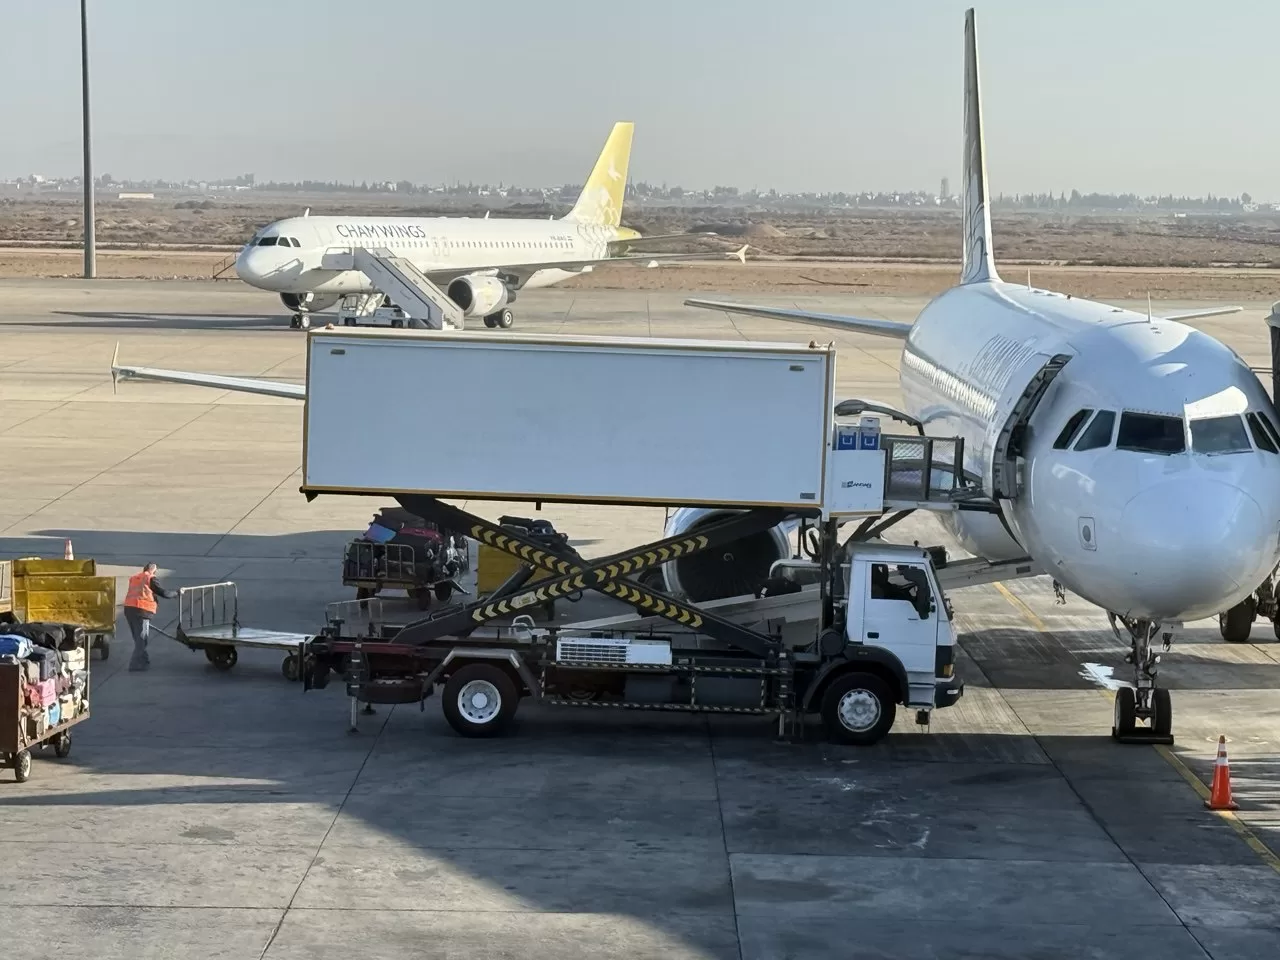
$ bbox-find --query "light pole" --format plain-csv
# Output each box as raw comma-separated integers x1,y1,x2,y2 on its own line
80,0,95,278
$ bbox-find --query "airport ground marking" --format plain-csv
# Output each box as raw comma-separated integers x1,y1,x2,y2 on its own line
992,579,1280,876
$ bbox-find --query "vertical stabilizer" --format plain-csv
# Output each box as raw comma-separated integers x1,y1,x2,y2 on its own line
961,8,999,284
564,122,634,227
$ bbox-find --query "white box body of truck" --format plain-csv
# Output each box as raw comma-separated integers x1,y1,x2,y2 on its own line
302,329,837,509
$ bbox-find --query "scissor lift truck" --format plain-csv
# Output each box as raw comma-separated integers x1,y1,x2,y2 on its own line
286,328,1002,743
303,497,966,744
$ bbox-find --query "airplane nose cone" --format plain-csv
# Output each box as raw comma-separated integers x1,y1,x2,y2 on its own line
234,247,260,282
1118,480,1267,620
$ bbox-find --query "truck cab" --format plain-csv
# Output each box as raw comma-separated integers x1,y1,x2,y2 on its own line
803,541,962,745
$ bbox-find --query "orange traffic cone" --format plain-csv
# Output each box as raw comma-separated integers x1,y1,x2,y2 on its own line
63,539,74,560
1205,735,1239,811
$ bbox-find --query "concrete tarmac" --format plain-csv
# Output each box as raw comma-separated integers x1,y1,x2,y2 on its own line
0,278,1278,959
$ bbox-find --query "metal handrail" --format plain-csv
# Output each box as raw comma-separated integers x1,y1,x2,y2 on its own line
179,581,238,632
325,597,384,637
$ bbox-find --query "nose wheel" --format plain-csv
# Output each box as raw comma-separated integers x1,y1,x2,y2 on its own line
1108,614,1175,744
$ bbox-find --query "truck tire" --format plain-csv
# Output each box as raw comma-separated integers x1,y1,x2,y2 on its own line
821,672,896,746
442,663,518,738
97,636,110,661
54,732,72,759
1219,601,1254,642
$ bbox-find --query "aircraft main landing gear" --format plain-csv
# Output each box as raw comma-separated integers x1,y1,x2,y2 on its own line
1108,614,1174,744
483,308,514,329
289,313,311,331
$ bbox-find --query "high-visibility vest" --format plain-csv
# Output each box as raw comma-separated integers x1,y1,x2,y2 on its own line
124,571,157,614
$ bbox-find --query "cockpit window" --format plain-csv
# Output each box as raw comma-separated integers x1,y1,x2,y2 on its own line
1258,411,1280,450
1053,409,1093,450
1074,410,1116,451
257,236,278,246
1190,415,1251,454
1117,412,1185,454
1246,413,1278,453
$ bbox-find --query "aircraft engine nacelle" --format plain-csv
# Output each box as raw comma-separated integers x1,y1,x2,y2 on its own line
660,507,792,602
280,292,339,314
446,275,511,318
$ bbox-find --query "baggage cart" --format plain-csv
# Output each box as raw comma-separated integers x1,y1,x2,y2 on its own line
12,558,115,661
1,629,91,782
173,582,314,680
342,540,463,610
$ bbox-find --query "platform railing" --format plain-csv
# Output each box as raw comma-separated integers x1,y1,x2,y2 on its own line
179,582,238,632
881,435,976,502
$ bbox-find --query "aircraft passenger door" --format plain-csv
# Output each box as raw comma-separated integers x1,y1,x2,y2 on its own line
985,353,1073,500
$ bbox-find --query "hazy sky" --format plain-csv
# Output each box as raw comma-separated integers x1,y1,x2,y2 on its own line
1,1,1275,197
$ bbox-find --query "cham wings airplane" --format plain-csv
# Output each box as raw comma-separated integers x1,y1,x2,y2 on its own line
680,8,1280,738
234,121,744,330
111,9,1280,741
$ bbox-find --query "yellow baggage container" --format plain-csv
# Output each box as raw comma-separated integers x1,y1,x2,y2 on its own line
11,557,116,660
476,544,554,595
13,558,98,578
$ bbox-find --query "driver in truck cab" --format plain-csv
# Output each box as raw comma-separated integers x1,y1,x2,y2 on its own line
870,563,919,604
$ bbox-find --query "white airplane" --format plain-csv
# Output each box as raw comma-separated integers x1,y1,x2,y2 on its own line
110,9,1280,742
683,8,1280,740
234,121,744,330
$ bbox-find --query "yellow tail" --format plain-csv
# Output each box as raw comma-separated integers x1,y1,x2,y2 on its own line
563,122,633,226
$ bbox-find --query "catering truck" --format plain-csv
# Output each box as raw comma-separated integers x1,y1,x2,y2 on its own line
284,329,1000,742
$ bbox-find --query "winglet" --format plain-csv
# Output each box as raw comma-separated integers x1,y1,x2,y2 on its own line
110,342,120,395
960,8,999,284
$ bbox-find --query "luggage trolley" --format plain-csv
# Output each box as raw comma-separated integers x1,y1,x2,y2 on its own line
174,582,314,680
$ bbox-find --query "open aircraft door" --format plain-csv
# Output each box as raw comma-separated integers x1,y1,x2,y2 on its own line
982,353,1072,501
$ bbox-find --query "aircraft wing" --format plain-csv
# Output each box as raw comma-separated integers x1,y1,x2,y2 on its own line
110,346,305,400
423,246,748,288
1157,306,1242,322
684,299,914,341
609,231,718,246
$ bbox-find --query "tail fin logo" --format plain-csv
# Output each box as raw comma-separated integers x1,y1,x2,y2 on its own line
564,122,634,227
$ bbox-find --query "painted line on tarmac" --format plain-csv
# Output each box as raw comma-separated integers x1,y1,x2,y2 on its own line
993,580,1280,877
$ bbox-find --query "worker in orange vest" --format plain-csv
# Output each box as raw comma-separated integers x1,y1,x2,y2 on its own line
123,562,177,672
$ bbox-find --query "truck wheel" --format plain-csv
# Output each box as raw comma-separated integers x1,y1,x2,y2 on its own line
281,654,300,682
821,672,896,746
434,581,453,603
54,732,72,759
14,749,32,782
97,637,110,661
442,663,518,738
1219,601,1254,642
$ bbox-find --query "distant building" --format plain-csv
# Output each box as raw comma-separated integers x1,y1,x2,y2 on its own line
940,177,950,200
117,192,155,200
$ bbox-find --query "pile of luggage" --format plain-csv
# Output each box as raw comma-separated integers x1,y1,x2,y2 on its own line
0,622,90,741
342,507,471,605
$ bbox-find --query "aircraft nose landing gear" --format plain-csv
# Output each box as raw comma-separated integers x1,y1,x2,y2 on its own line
1109,613,1175,744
